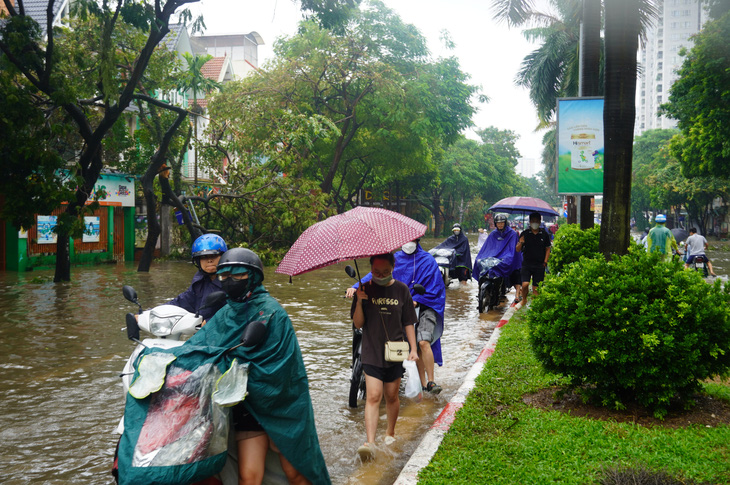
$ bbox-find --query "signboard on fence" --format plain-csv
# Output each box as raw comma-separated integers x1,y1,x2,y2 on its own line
37,215,57,244
556,97,604,195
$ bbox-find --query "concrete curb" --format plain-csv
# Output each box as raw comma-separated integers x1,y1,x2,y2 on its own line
393,302,520,485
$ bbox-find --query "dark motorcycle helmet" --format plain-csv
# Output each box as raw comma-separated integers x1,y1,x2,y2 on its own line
493,214,508,225
216,248,265,302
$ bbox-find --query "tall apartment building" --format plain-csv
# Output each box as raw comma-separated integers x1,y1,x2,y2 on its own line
636,0,709,135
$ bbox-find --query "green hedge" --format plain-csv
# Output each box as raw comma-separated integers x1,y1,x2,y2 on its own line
549,224,602,274
527,248,730,418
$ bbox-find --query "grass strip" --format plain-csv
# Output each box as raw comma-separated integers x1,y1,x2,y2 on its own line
418,312,730,484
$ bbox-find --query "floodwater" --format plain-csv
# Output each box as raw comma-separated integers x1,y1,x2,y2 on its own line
0,238,505,485
1,239,726,485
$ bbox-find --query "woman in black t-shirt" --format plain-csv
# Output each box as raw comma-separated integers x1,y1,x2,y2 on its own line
351,253,418,460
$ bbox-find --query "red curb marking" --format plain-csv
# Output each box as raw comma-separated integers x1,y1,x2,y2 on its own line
476,346,494,363
497,319,509,328
431,402,464,431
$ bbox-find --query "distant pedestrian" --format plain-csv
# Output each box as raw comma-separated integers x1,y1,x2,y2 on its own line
476,228,488,253
435,223,472,285
516,212,552,306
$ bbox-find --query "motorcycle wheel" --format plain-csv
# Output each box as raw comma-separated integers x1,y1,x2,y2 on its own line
349,355,365,408
478,283,489,313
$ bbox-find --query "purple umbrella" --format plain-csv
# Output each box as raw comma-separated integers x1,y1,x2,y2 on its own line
488,197,559,218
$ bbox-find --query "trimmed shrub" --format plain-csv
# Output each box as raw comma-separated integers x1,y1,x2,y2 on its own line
549,224,601,274
527,248,730,418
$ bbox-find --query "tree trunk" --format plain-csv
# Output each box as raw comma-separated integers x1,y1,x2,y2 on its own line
160,204,171,256
432,189,442,237
54,226,72,282
599,0,640,257
138,180,160,272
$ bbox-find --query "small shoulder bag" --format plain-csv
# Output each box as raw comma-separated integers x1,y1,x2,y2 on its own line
376,286,409,362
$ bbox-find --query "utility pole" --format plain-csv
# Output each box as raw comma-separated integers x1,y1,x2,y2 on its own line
577,0,601,229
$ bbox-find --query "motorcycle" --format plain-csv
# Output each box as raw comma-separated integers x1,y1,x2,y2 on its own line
344,266,425,408
475,257,505,313
689,254,710,277
112,287,279,485
428,247,457,288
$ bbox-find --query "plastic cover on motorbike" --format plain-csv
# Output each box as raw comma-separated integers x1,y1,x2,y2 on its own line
118,344,246,485
213,358,249,406
185,286,331,485
128,353,177,399
472,226,520,280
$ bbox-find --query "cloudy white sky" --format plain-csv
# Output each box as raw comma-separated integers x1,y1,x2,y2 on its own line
191,0,545,164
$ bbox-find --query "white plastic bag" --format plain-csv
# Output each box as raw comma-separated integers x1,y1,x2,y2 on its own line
403,360,422,399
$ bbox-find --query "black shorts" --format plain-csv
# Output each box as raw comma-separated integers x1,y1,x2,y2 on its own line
232,403,264,432
363,363,404,383
509,269,521,287
521,264,546,285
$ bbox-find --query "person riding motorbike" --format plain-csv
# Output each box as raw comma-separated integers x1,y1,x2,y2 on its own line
167,233,228,322
472,214,521,303
435,223,472,284
647,214,678,261
210,248,329,484
347,240,446,394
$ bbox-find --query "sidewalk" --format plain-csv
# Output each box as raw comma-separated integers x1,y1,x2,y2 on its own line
394,301,521,484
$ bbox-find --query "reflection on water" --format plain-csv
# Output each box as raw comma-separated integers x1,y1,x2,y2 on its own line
2,238,722,484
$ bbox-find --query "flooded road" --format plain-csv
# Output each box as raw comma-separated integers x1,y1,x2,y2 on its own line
1,239,726,484
0,238,504,485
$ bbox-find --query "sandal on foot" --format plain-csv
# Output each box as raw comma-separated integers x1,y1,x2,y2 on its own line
425,381,442,395
357,443,374,461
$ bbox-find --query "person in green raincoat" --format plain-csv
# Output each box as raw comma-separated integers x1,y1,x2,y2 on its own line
647,214,678,261
194,247,330,485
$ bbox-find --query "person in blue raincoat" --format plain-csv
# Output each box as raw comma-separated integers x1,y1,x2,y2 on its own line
472,214,521,301
347,240,447,394
435,223,472,284
167,234,228,322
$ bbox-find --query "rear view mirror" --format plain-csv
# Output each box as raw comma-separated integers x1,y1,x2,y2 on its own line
413,284,426,295
345,265,357,279
122,285,138,304
199,291,227,314
240,320,267,347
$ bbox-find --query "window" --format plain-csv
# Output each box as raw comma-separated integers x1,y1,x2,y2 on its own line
657,84,663,92
656,73,663,81
657,95,663,104
658,62,663,70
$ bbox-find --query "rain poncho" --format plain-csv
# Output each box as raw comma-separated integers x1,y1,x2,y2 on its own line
472,226,520,280
647,225,678,259
435,232,472,277
118,285,330,485
353,243,446,365
167,270,225,322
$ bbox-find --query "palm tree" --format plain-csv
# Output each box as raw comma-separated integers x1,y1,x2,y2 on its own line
176,52,221,185
492,0,658,255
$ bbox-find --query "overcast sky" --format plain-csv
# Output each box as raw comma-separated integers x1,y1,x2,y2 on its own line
191,0,545,164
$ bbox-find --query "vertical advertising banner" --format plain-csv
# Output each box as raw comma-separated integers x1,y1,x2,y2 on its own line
83,216,101,243
557,97,605,195
37,215,58,244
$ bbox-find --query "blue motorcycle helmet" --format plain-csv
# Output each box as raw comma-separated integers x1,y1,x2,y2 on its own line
191,234,228,272
655,214,667,224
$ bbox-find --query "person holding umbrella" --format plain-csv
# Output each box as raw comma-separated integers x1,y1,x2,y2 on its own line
435,223,472,285
351,253,419,461
516,212,552,306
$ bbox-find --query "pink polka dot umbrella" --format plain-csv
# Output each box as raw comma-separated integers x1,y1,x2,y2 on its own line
275,206,427,278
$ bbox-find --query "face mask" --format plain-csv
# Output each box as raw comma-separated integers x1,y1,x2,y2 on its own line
222,278,250,302
453,229,461,235
372,275,393,286
401,242,417,254
530,222,540,230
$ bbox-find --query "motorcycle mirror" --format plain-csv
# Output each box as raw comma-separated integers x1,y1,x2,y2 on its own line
198,291,227,314
413,284,426,295
345,265,357,279
125,312,140,342
226,320,267,353
122,285,138,304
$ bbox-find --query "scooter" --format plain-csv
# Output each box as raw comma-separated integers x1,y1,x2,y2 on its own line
344,266,425,408
112,286,230,482
475,257,505,313
689,254,710,277
428,247,456,288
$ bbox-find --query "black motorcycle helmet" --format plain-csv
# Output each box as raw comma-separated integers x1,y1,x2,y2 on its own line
217,248,265,301
217,248,265,282
493,214,508,225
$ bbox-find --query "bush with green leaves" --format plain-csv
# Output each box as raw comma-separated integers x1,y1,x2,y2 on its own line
549,224,602,274
527,248,730,418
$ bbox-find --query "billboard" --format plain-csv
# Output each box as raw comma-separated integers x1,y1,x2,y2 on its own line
83,216,100,243
556,97,604,195
37,215,57,244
